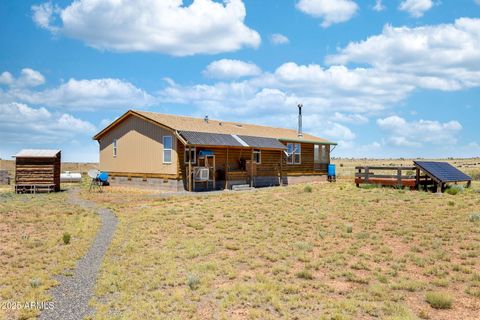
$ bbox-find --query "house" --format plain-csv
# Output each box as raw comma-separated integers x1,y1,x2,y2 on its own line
14,149,61,193
93,110,336,191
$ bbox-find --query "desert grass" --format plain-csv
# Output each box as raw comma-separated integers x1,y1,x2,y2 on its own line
0,188,100,320
83,180,480,320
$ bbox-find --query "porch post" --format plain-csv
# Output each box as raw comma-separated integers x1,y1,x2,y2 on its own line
225,147,229,189
188,145,192,192
250,148,254,187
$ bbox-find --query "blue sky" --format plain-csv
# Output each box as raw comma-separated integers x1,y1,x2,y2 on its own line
0,0,479,162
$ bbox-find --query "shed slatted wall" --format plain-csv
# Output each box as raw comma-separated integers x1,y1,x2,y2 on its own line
15,155,61,191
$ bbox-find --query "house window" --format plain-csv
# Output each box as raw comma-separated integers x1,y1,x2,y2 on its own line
253,149,261,164
287,143,301,164
163,136,172,164
184,147,196,164
113,139,117,158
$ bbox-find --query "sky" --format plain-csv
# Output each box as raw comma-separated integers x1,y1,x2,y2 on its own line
0,0,479,162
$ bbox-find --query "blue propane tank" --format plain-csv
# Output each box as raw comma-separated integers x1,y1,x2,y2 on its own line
328,164,336,182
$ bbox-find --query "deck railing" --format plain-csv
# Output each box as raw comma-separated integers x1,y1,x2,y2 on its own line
355,166,416,187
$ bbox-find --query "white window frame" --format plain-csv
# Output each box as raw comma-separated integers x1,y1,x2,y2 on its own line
253,149,261,164
163,136,173,164
184,146,197,164
113,139,117,158
287,143,301,165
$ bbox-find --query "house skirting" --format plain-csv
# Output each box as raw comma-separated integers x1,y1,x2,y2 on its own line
109,174,327,192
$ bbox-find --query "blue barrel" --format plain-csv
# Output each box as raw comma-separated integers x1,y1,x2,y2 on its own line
328,164,336,177
98,171,109,182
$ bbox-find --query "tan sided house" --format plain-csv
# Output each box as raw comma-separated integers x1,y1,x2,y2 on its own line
93,109,337,191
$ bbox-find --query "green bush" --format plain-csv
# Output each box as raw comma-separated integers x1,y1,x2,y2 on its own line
304,185,313,193
469,213,480,222
346,225,353,233
296,270,314,280
62,232,71,245
187,273,200,290
425,292,453,309
445,185,464,195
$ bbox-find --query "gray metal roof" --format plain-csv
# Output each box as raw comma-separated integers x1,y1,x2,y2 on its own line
14,149,60,158
179,131,286,149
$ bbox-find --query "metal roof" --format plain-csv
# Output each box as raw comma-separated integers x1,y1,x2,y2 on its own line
179,131,287,149
14,149,60,158
414,161,472,183
93,110,337,145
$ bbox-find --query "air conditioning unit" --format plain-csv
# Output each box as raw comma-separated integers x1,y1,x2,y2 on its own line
194,167,209,181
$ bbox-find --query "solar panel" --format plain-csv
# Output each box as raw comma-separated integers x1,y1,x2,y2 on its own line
414,161,472,183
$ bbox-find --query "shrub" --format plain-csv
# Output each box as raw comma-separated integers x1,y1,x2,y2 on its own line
296,270,314,280
425,292,453,309
304,185,313,193
62,232,71,245
187,273,200,290
30,278,41,288
469,213,480,222
445,185,463,195
346,225,353,233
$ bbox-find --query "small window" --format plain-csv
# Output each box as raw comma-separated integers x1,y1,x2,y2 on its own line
253,149,261,164
184,147,196,164
286,143,301,164
113,139,117,158
163,136,173,164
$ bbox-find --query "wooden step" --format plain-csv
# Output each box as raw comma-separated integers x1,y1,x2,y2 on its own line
232,184,253,191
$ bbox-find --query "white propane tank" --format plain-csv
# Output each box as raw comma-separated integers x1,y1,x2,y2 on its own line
60,171,82,183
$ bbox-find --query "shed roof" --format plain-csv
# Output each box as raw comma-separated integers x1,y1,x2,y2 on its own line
179,131,287,149
93,110,336,145
14,149,60,158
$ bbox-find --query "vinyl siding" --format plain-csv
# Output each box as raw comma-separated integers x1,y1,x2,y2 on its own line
98,115,178,175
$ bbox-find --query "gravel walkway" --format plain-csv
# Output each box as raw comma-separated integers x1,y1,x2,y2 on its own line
39,189,118,320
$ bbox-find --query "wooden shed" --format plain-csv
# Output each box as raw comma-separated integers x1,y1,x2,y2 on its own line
14,149,61,193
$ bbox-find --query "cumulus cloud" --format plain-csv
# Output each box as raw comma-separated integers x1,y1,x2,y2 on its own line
332,112,369,124
296,0,358,27
373,0,385,12
326,18,480,90
203,59,262,79
0,102,96,144
377,116,462,147
271,33,289,45
0,68,46,87
2,76,154,111
32,0,260,56
399,0,434,17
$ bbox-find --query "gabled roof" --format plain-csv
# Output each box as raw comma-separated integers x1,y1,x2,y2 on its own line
15,149,60,158
93,110,336,145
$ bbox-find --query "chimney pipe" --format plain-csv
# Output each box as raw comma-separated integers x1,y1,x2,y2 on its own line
297,104,303,137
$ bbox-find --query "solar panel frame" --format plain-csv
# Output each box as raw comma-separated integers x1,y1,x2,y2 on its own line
414,161,472,183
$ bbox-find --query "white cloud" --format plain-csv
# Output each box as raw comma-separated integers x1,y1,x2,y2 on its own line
0,72,14,85
326,18,480,90
0,102,96,144
2,77,154,111
332,112,369,124
32,2,59,32
377,116,462,147
32,0,260,56
373,0,385,12
399,0,433,18
0,68,46,87
323,122,356,141
476,0,480,5
296,0,358,27
271,33,289,45
203,59,262,79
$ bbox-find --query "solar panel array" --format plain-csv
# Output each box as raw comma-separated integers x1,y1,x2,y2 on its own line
414,161,472,182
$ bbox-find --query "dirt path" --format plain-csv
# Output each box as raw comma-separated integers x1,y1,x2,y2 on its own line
39,188,118,320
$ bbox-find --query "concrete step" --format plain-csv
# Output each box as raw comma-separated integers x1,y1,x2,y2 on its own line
232,184,253,191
